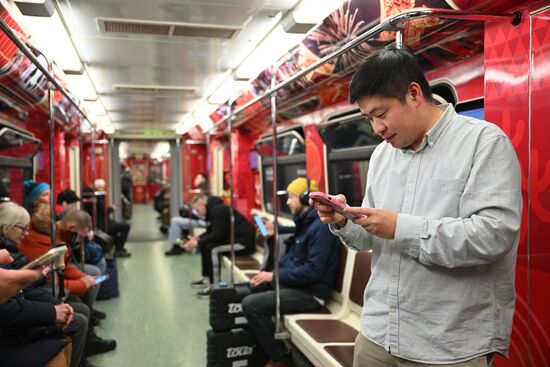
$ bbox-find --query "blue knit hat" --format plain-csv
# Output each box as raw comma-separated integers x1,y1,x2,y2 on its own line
24,180,50,205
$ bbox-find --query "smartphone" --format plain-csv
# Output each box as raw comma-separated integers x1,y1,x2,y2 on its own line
22,246,68,269
93,274,109,285
309,192,365,219
253,215,269,237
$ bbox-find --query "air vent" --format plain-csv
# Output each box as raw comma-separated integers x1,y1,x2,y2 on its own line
112,84,199,95
98,18,239,39
173,25,237,39
103,20,170,35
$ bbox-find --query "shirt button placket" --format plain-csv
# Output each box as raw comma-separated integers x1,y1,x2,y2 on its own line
389,152,420,353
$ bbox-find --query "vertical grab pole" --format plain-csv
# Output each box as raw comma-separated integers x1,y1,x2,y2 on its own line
226,101,236,285
395,29,404,49
91,132,97,229
271,60,289,340
45,54,59,298
205,133,211,194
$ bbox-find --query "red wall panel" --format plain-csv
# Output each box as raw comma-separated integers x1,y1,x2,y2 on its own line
485,5,550,366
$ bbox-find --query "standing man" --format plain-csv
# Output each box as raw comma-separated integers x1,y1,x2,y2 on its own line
312,44,522,366
242,177,341,367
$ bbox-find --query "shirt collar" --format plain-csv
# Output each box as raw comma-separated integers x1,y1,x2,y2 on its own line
400,104,455,154
425,104,455,148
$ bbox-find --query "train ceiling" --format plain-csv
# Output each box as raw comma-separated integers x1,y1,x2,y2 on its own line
10,0,344,156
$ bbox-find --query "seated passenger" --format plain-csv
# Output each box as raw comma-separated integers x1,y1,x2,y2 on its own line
182,194,256,297
23,180,50,214
164,173,208,256
18,205,101,309
57,190,108,276
86,179,131,258
56,189,80,215
241,177,341,367
0,201,100,367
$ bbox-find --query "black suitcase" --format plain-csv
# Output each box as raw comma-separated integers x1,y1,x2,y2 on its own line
206,328,267,367
209,282,252,331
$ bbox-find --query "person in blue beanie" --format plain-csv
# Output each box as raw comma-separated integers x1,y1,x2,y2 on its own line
23,180,50,214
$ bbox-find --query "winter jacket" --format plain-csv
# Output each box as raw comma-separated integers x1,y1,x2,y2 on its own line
278,207,340,300
18,230,88,296
198,196,255,253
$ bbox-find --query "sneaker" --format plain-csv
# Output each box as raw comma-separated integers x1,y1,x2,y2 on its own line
190,278,209,289
115,249,131,258
85,332,117,357
92,308,106,320
197,287,211,300
164,245,184,256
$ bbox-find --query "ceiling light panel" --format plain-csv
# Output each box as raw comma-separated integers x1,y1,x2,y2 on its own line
112,84,199,95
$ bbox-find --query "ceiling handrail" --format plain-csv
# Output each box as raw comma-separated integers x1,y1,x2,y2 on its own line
0,17,95,130
204,7,520,134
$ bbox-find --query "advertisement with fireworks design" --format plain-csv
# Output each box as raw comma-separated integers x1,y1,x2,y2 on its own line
209,0,487,130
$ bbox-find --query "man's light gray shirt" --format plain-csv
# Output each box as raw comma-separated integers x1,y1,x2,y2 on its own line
331,104,522,363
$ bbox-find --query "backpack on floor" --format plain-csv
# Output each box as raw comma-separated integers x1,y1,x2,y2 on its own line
97,259,119,300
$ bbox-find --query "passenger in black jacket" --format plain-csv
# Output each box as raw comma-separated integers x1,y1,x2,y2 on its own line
183,194,255,295
241,178,341,367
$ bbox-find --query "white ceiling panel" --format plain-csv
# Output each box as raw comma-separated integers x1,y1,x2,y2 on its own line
47,0,301,155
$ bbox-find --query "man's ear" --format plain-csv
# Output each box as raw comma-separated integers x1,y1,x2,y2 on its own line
408,82,423,103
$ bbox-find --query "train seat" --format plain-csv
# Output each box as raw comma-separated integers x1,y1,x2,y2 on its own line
286,250,371,367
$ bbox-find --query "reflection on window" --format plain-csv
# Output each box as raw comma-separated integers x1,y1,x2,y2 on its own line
328,160,369,207
320,117,382,149
0,167,32,204
262,163,307,216
256,131,305,157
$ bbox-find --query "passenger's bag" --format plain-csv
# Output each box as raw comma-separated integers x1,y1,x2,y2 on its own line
209,282,251,331
97,259,119,300
206,328,267,367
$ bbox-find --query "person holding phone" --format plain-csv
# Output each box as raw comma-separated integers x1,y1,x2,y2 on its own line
241,177,341,367
0,201,98,367
182,194,256,297
312,45,522,367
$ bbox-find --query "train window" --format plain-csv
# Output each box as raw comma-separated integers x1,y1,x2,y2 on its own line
255,129,305,157
262,161,307,216
319,112,382,149
0,124,41,161
328,160,369,207
0,123,40,203
0,167,32,204
455,98,484,120
320,109,381,207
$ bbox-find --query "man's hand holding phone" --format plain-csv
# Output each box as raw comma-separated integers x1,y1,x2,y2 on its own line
309,192,352,227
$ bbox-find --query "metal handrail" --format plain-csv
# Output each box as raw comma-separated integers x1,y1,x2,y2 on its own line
0,126,42,155
0,17,94,129
204,7,520,134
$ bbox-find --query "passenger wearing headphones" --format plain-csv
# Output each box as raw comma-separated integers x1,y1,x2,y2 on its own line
241,177,341,367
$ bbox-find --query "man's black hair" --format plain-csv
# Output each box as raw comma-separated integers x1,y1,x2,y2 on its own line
349,43,433,104
57,189,79,205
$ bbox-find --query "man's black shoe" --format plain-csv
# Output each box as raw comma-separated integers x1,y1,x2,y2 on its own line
92,308,107,320
115,249,131,258
85,333,117,356
80,357,99,367
165,245,184,256
190,278,209,289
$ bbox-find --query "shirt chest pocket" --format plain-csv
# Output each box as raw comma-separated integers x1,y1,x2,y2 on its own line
428,177,466,195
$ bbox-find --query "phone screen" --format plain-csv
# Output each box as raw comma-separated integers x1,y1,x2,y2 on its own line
93,274,109,285
253,215,269,237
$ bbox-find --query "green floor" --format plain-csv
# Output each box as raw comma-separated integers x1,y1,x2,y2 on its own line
89,204,209,367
